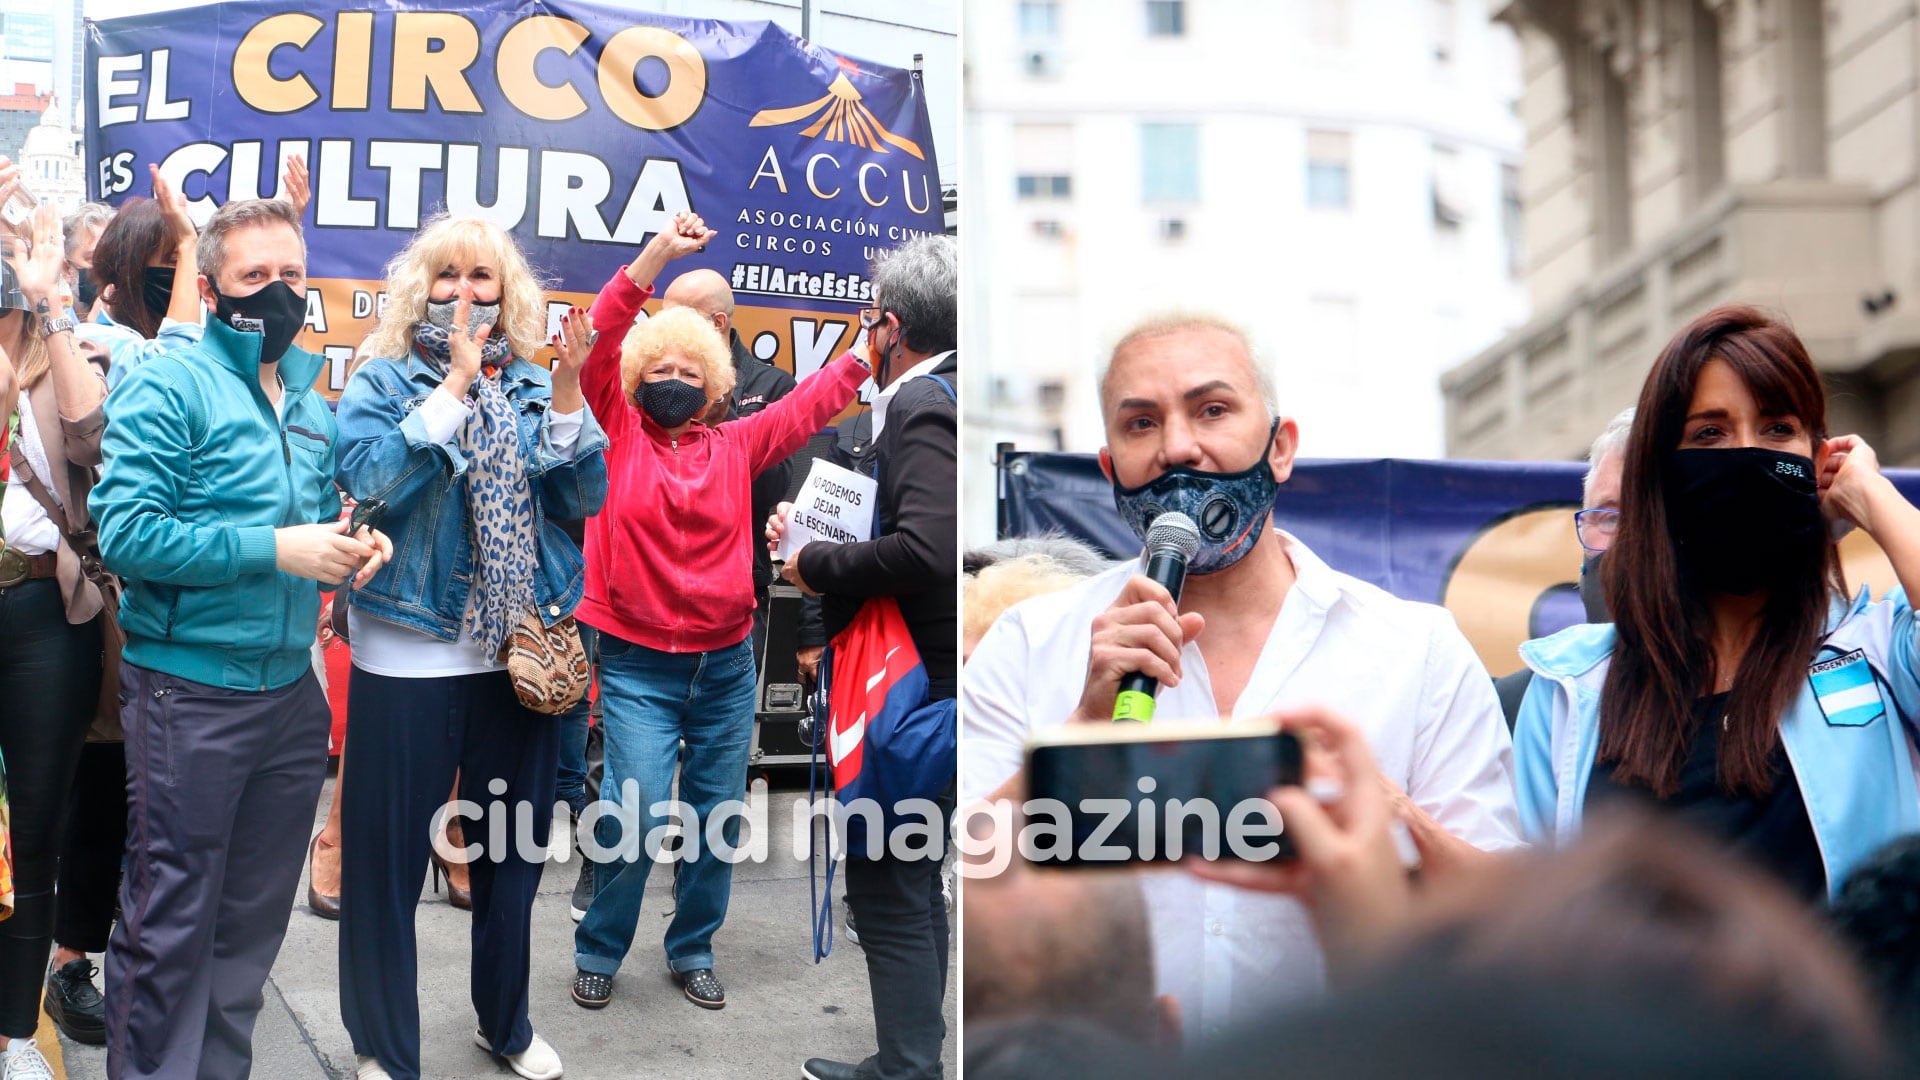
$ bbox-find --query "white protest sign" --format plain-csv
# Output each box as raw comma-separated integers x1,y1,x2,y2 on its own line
777,459,878,559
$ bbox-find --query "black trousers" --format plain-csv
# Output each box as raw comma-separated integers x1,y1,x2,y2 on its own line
107,661,331,1080
337,667,558,1080
57,739,129,953
845,792,952,1080
0,578,101,1038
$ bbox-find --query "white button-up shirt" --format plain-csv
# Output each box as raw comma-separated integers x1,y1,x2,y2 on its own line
962,531,1523,1038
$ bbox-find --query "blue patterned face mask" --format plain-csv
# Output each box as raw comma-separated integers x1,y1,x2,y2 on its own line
1111,419,1279,575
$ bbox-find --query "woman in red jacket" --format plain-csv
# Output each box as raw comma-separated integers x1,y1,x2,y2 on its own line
569,211,870,1012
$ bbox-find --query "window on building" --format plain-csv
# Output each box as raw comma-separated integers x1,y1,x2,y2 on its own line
1018,0,1060,38
1140,122,1200,203
1146,1,1186,37
1431,144,1464,232
1306,130,1352,210
1502,162,1523,276
1016,174,1072,199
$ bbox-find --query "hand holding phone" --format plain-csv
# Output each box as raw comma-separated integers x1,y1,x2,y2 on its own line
1188,707,1415,972
1023,719,1303,866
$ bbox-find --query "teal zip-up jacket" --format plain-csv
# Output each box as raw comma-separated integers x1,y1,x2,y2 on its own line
93,317,344,691
1515,588,1920,899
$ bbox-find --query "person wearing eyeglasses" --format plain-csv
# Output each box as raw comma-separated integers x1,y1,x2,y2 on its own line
1514,305,1920,904
1492,407,1634,728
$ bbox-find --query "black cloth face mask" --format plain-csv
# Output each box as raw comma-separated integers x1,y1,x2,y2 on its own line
638,377,709,428
211,280,306,365
142,266,175,319
73,266,98,308
1666,447,1825,596
1579,553,1609,623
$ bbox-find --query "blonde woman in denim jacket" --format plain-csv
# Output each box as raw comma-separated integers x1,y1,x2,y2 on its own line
331,215,607,1080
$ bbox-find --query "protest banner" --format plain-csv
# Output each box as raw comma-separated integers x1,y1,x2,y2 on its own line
84,0,946,405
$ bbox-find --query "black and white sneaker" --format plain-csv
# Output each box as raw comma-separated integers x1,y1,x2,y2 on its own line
671,965,726,1009
843,906,860,947
569,855,594,923
571,969,612,1009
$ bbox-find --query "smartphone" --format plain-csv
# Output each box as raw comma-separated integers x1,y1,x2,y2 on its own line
1023,720,1303,867
347,497,387,535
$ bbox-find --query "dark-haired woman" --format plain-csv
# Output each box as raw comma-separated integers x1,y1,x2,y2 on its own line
1515,303,1920,903
73,167,203,389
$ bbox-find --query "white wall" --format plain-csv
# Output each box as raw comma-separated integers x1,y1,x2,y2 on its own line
963,0,1528,547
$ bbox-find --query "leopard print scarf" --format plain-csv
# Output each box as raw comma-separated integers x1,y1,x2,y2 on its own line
414,323,539,659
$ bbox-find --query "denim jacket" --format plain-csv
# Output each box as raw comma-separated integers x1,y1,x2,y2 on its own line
334,350,609,640
1515,588,1920,898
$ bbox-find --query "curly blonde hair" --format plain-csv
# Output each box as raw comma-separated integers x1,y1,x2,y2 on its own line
357,214,551,366
619,305,735,406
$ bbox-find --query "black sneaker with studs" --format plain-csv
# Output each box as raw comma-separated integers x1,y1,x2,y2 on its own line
670,965,725,1009
571,968,612,1010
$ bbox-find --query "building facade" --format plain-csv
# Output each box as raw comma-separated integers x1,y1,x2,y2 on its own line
1444,0,1920,464
965,0,1529,545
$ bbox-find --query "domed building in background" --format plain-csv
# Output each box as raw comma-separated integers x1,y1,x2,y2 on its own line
19,96,83,212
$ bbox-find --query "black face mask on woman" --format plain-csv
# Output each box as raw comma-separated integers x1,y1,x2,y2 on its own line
1666,447,1825,596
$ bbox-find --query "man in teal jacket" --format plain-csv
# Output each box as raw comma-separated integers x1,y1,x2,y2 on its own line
90,198,391,1080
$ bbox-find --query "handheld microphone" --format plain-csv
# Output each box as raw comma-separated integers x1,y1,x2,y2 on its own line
1113,511,1201,722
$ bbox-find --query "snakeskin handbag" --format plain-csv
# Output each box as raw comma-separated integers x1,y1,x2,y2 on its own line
500,610,590,715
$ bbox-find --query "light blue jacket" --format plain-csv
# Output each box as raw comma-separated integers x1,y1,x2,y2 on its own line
1515,589,1920,898
333,351,608,639
75,306,203,390
93,318,342,691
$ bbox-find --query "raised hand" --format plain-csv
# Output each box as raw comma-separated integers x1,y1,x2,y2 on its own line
282,153,311,219
627,210,719,289
149,164,198,250
550,305,592,378
12,204,65,310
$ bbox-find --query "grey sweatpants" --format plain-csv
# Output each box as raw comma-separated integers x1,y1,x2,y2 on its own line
105,660,331,1080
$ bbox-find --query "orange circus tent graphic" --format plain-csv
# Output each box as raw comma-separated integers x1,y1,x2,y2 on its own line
749,72,926,160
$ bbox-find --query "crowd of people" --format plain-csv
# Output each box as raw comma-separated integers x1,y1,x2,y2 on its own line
0,152,959,1080
960,304,1920,1077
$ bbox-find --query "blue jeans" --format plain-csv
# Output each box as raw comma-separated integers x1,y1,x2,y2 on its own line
573,633,756,976
555,625,599,818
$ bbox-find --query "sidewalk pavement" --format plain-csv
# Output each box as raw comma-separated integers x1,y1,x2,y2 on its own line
51,769,956,1079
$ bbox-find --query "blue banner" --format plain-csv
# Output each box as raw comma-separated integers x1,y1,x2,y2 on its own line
85,1,944,397
1000,453,1920,675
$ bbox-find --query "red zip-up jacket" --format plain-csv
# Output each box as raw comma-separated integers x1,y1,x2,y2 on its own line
578,267,868,654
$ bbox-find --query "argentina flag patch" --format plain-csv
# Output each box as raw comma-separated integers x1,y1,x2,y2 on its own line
1809,650,1886,727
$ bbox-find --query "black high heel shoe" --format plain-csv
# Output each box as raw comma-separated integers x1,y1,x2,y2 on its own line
307,834,341,920
430,847,472,911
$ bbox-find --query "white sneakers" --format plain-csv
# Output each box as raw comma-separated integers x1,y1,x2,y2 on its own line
474,1029,564,1080
1,1039,54,1080
355,1055,394,1079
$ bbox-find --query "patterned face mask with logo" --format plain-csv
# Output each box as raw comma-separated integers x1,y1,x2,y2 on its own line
1111,419,1280,575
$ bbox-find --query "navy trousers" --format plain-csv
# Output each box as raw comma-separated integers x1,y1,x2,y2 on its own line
105,661,330,1080
337,667,558,1080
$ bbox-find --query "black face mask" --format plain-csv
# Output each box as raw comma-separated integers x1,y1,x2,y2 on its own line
73,266,98,308
638,377,709,429
1666,447,1825,596
142,266,176,319
211,280,307,365
1579,553,1609,623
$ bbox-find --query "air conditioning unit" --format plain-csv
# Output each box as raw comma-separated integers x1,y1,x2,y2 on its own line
1159,216,1187,242
1024,49,1057,77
